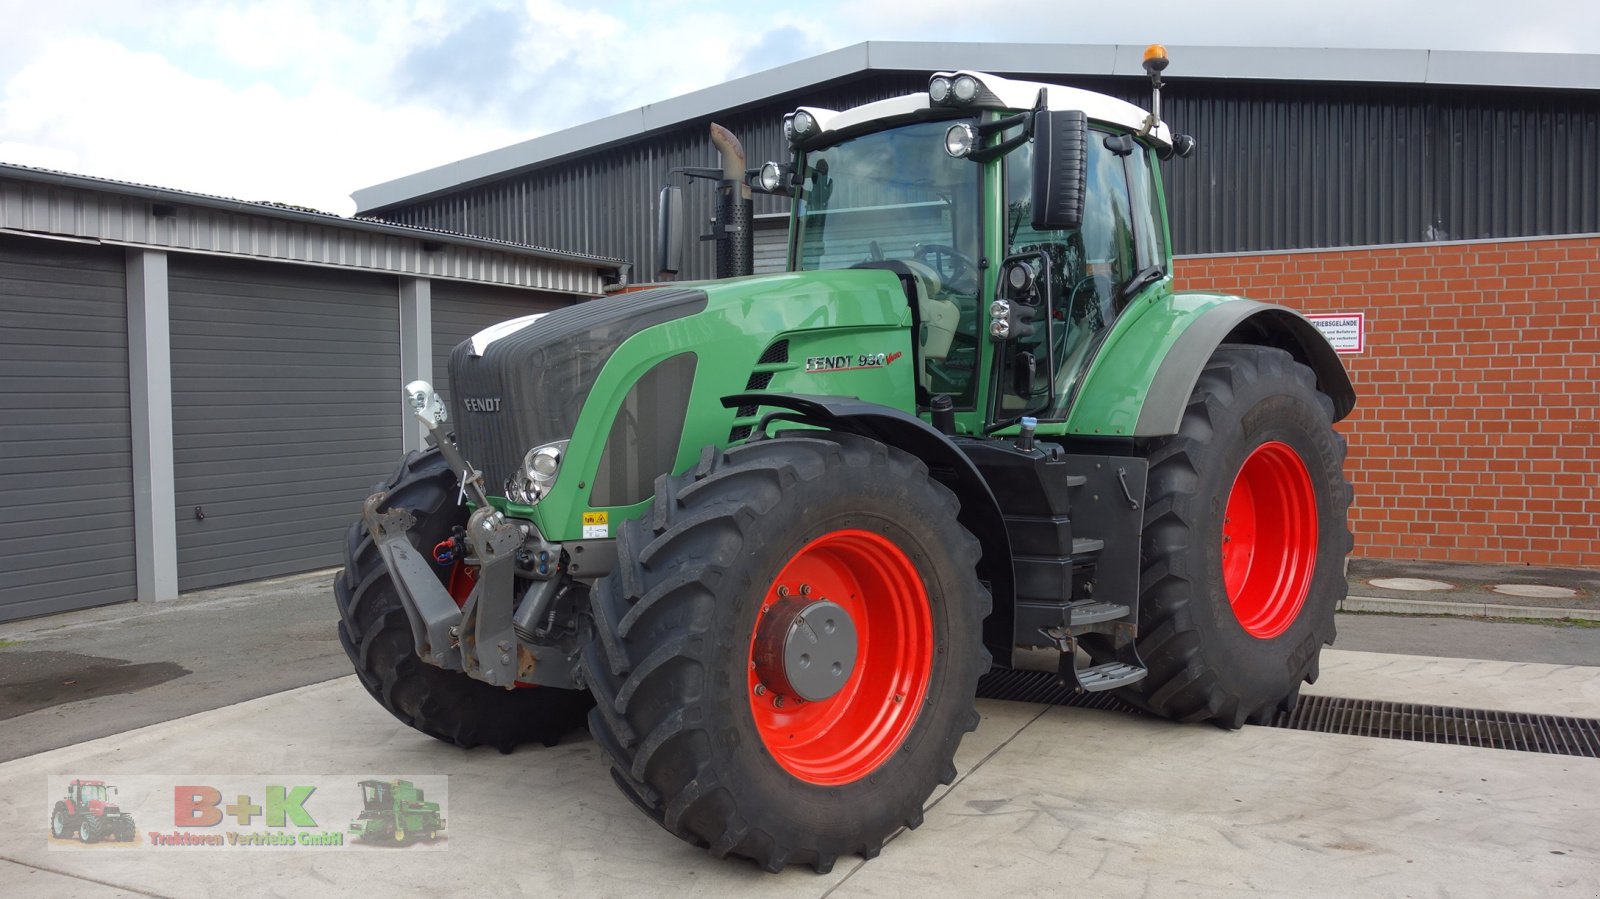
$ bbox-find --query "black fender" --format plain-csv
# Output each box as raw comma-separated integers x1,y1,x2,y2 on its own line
1135,301,1357,436
721,392,1016,666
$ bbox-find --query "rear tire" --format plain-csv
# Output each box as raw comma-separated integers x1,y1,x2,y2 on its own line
335,447,593,752
582,432,990,873
1121,345,1352,727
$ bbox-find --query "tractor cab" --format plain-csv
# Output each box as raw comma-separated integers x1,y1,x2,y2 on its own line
758,64,1192,436
70,780,110,807
358,780,391,811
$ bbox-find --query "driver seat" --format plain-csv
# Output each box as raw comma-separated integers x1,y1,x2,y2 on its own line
848,259,960,391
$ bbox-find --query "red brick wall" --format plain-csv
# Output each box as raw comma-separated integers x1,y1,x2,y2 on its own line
1176,236,1600,569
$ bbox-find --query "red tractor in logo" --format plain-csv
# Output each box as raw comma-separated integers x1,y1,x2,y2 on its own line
51,779,136,843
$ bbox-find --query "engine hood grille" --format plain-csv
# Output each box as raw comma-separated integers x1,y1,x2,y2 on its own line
447,287,707,493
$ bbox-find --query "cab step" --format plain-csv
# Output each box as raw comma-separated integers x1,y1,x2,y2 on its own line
1069,661,1148,693
1063,599,1128,627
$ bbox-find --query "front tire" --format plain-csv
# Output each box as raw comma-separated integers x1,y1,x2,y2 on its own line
335,447,593,752
1123,345,1353,727
51,805,73,840
582,432,991,873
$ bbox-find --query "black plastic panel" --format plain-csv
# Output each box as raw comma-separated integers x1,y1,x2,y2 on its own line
591,352,697,507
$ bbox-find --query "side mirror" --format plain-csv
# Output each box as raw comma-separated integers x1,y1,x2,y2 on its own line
1031,109,1088,231
655,185,684,277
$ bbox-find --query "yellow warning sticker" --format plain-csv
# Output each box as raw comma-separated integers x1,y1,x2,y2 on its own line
581,511,609,539
581,512,608,526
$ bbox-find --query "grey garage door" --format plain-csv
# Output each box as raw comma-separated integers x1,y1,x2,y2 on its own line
169,257,402,591
0,236,136,621
430,281,572,408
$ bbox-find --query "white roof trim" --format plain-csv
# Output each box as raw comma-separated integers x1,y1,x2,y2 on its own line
799,71,1171,147
353,41,1600,213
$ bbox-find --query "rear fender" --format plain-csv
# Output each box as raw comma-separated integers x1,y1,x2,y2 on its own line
721,392,1016,666
1137,301,1356,435
1064,292,1356,438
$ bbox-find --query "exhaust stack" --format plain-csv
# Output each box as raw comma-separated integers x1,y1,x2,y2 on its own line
709,123,753,279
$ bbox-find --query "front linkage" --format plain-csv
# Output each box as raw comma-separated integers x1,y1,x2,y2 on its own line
360,381,574,690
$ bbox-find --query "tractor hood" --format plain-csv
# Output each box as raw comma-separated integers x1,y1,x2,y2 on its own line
447,268,916,541
448,287,708,496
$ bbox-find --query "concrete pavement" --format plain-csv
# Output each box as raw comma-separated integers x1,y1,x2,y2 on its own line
0,570,345,763
2,561,1598,764
0,650,1596,896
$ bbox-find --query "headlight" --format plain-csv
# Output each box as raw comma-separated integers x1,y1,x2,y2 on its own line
506,439,569,505
990,299,1012,320
527,443,563,478
952,74,980,103
929,75,952,103
944,123,976,158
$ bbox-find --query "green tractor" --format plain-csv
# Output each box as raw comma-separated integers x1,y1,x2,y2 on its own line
336,47,1353,873
349,779,444,843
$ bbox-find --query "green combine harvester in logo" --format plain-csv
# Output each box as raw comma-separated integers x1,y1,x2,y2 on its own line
349,780,443,844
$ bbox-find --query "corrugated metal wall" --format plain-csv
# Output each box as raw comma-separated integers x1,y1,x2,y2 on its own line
0,178,614,296
374,75,1600,278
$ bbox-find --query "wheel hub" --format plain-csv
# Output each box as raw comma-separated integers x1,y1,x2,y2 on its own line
752,597,858,702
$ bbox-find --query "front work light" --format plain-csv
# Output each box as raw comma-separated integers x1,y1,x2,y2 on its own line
952,74,980,103
929,75,952,103
944,123,976,158
758,161,784,192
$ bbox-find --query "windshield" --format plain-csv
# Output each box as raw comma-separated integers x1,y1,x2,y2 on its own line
78,784,107,802
362,783,390,808
794,118,983,406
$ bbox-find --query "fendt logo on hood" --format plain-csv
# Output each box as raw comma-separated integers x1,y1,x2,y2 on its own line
463,398,502,413
804,351,902,374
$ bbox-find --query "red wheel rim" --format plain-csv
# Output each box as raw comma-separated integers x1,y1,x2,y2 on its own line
748,529,933,786
1221,441,1318,639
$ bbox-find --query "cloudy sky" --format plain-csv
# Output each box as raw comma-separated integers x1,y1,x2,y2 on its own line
1,0,1593,215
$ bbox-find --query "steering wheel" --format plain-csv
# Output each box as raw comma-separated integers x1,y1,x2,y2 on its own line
913,243,977,291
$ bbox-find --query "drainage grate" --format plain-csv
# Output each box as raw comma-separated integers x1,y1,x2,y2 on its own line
1273,694,1600,757
976,667,1600,758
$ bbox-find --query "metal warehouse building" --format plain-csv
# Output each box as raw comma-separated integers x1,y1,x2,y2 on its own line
356,42,1600,570
0,164,623,622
